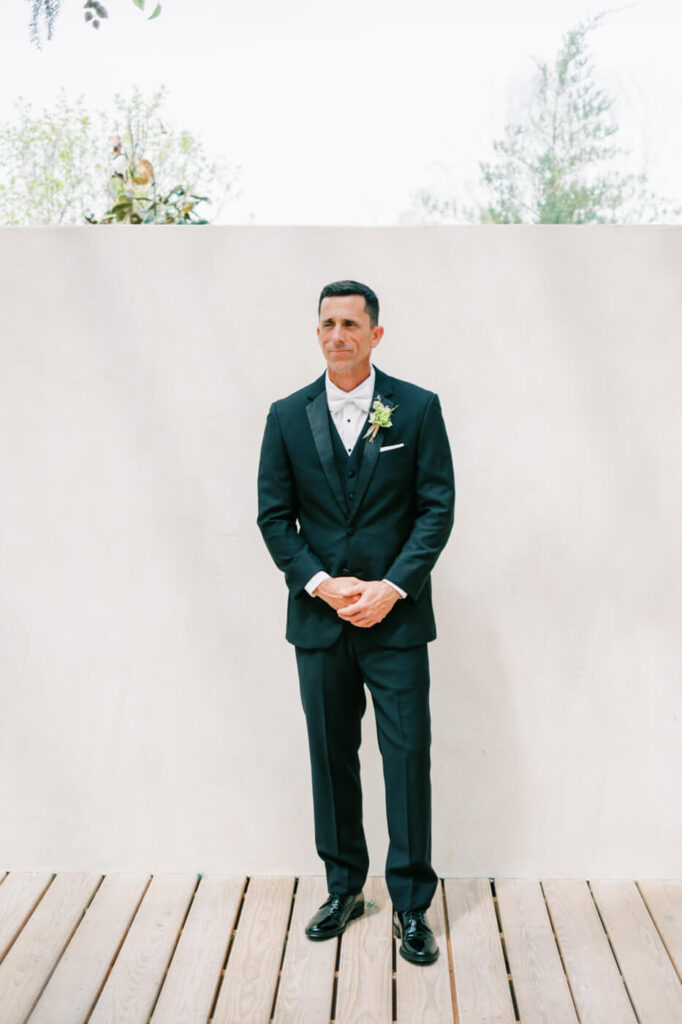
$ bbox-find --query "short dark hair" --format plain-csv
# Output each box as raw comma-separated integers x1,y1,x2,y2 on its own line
318,280,380,328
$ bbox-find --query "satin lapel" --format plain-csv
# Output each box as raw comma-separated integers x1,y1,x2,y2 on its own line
306,388,348,517
347,365,395,523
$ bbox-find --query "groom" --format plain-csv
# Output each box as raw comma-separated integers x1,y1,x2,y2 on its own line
257,280,455,964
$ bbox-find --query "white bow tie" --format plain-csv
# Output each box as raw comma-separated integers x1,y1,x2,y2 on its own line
327,374,374,417
328,393,371,416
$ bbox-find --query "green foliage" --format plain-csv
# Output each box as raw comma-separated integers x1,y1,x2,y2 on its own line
108,85,239,220
0,91,98,224
0,84,240,225
414,10,681,225
28,0,161,48
90,181,211,224
27,0,62,48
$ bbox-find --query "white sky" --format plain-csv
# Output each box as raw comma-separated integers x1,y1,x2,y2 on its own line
1,0,680,223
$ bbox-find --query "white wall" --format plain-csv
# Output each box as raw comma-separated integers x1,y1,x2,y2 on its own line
1,225,681,878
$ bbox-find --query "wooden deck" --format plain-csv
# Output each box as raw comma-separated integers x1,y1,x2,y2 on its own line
0,872,681,1023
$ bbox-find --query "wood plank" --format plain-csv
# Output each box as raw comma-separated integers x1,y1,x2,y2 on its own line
0,871,53,963
0,871,101,1024
29,873,149,1024
88,873,197,1024
542,878,637,1024
444,877,516,1024
495,878,578,1024
395,883,453,1023
591,879,682,1023
639,880,682,979
212,874,295,1024
273,875,337,1023
335,876,392,1024
150,875,245,1024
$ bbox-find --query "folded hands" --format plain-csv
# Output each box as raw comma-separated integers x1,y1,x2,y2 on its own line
313,577,400,628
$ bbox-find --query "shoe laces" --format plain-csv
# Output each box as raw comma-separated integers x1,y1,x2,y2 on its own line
401,909,427,928
324,893,350,911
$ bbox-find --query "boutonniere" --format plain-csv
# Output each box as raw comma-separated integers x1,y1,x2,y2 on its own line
363,395,399,443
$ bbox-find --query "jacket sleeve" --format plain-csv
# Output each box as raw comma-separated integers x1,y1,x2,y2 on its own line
383,392,455,601
257,401,328,597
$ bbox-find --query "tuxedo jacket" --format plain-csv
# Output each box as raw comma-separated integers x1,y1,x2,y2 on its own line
257,364,455,649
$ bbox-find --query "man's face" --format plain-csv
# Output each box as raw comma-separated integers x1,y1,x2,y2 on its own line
317,294,384,377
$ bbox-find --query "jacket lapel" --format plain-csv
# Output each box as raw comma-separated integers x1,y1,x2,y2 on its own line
305,364,396,522
347,365,394,523
306,379,348,517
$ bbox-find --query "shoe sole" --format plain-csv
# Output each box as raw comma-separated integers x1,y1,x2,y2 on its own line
392,921,439,965
305,900,365,941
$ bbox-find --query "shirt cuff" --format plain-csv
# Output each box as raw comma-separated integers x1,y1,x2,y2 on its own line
305,571,331,597
383,578,407,599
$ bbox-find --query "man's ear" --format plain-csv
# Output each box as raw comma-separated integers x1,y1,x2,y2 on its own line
371,326,384,349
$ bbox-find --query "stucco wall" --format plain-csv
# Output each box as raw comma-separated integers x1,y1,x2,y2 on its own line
1,225,680,877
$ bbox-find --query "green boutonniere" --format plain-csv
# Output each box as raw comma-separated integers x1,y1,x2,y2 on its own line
363,395,399,443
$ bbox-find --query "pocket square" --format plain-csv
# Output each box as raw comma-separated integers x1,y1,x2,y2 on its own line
379,443,405,452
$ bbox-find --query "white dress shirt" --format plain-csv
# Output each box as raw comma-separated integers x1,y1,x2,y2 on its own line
304,364,407,601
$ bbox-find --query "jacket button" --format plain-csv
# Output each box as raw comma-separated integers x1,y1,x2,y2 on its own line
341,566,350,574
346,526,354,536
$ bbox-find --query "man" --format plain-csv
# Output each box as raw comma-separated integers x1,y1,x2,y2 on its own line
257,280,455,965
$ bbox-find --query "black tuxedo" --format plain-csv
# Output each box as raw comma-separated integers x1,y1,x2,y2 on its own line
257,363,455,910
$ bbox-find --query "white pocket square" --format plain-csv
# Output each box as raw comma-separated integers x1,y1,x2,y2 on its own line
379,443,405,452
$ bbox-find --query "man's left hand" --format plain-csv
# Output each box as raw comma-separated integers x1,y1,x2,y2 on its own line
336,580,400,628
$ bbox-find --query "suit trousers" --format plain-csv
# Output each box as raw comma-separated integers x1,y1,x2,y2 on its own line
295,619,438,912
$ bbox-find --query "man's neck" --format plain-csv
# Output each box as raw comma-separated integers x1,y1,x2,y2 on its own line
327,362,373,393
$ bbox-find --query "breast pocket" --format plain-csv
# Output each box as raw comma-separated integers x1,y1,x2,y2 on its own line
375,441,412,481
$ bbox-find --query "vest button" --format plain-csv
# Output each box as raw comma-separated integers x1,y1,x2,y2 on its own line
347,469,356,478
341,566,350,574
348,491,355,500
346,526,354,536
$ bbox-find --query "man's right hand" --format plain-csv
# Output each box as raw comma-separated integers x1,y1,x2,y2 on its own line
313,576,364,611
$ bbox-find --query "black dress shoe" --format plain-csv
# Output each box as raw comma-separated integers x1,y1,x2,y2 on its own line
305,891,365,940
393,909,439,964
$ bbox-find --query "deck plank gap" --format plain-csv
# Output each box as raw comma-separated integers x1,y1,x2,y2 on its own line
539,878,584,1024
206,875,249,1022
587,879,644,1023
81,874,152,1023
145,872,201,1022
439,878,460,1024
267,875,298,1021
491,879,521,1023
26,874,107,1021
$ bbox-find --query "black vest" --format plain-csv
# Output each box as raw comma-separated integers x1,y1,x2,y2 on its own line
327,408,367,515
